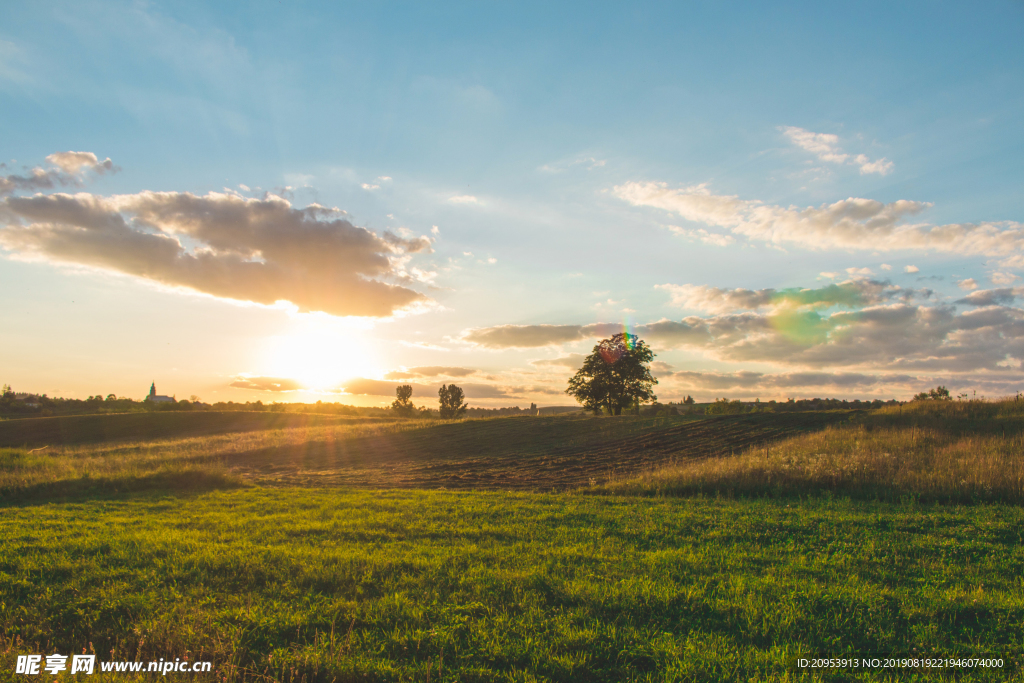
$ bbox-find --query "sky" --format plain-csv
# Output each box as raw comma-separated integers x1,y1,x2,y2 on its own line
2,0,1024,406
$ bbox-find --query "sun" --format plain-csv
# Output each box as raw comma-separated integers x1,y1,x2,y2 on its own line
260,317,381,391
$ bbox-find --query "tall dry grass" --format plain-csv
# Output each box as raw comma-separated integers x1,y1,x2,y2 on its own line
601,416,1024,503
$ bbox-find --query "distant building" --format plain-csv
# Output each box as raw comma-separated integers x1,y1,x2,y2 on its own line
146,382,174,403
13,393,39,408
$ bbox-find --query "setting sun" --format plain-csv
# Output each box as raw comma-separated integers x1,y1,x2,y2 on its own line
260,318,381,391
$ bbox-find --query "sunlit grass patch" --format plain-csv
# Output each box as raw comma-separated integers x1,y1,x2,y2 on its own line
0,419,448,501
1,489,1022,681
600,418,1024,503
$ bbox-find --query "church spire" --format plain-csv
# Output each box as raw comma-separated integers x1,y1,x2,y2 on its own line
150,382,156,397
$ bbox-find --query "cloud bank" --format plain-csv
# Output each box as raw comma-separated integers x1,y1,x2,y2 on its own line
465,301,1024,376
341,378,515,399
384,366,478,380
230,376,304,392
0,154,433,317
614,182,1024,267
657,279,922,314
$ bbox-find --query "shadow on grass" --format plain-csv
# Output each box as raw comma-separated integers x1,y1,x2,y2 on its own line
0,468,245,507
591,482,1020,506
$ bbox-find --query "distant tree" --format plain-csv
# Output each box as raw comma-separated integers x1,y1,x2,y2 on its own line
914,385,952,401
392,385,416,417
438,384,467,419
566,333,658,415
683,395,695,405
705,397,746,415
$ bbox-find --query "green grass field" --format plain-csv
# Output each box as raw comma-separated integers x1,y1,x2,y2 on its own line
2,403,1023,681
3,489,1022,682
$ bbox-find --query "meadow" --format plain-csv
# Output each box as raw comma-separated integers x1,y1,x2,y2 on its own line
3,489,1022,682
0,411,846,500
603,399,1024,504
1,402,1023,681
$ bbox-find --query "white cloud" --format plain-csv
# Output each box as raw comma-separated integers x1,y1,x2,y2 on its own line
780,126,894,176
0,169,434,317
431,225,440,235
530,354,585,369
657,280,918,315
955,287,1023,307
468,302,1024,377
0,151,117,196
991,272,1019,285
958,278,979,291
881,264,892,271
846,267,874,277
448,195,479,204
905,265,919,273
658,284,774,313
45,152,115,175
377,176,392,182
650,360,675,374
230,375,304,392
463,324,592,349
614,181,1024,267
854,155,895,176
667,370,915,392
342,377,514,399
361,183,379,190
384,366,478,379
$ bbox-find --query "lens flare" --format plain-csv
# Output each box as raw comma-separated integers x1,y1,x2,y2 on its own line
598,318,637,364
767,305,833,345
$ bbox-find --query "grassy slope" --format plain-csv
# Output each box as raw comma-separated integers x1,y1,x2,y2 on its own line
602,400,1024,504
2,489,1022,682
0,412,851,501
0,412,384,448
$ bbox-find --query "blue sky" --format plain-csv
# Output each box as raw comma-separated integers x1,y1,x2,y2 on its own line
2,1,1023,405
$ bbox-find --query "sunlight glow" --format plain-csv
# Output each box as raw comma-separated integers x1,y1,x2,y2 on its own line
259,316,382,391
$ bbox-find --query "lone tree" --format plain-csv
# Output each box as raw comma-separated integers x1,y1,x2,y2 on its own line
392,384,415,417
566,332,658,415
438,384,467,419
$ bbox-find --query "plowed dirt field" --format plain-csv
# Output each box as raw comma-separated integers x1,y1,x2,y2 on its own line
229,412,854,490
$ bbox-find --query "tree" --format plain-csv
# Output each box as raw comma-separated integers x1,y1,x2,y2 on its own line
438,384,467,419
566,333,658,415
392,384,416,417
913,385,951,401
705,397,745,415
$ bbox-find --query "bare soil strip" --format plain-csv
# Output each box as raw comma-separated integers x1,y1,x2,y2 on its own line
229,412,853,490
